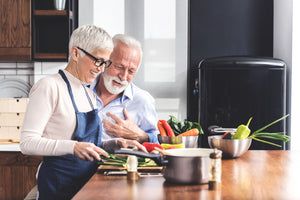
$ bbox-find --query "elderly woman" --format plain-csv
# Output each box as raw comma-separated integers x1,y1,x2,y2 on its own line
20,25,146,200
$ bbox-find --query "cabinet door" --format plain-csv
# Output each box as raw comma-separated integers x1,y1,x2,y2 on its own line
0,0,31,61
0,152,42,200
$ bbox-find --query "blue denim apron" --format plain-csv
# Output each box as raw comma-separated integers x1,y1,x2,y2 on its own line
37,70,102,200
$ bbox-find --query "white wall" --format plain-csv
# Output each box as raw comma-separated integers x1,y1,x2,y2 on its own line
274,0,293,68
291,0,300,150
78,0,93,26
274,0,299,150
0,62,34,85
80,0,188,121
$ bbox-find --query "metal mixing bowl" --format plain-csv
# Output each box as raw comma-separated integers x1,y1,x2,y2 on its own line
158,135,199,148
208,135,252,158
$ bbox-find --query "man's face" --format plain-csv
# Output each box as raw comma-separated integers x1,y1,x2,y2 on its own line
102,42,141,95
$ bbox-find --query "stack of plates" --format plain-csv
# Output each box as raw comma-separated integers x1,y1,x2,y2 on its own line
0,78,32,98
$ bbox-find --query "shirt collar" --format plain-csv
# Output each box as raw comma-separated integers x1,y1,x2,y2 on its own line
122,83,133,101
90,74,99,90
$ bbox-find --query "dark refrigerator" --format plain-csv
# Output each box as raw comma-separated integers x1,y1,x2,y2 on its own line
198,56,288,150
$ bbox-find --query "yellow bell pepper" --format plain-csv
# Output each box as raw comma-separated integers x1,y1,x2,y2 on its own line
161,143,185,149
232,117,252,139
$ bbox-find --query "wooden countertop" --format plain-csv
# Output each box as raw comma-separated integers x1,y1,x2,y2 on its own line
73,150,300,200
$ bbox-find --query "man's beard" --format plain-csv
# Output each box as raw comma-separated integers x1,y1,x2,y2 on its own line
102,72,129,95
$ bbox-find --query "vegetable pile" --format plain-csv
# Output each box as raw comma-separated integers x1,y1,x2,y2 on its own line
99,152,156,167
158,115,203,137
222,115,290,147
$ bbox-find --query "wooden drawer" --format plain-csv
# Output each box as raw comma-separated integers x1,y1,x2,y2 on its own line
0,113,25,126
0,152,42,166
0,152,42,200
0,126,21,140
0,98,29,113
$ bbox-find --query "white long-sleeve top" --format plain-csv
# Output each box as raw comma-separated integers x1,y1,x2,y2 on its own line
20,70,99,156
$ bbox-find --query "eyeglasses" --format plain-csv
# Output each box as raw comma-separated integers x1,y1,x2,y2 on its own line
77,46,112,68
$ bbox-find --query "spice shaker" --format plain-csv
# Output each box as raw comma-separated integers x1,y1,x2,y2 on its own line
209,148,222,190
127,155,138,180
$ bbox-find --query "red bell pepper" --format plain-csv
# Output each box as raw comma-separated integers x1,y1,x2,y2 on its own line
142,142,163,152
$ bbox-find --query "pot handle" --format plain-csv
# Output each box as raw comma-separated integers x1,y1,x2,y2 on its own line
113,149,166,166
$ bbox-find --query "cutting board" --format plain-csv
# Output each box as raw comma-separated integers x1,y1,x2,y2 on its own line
98,165,163,173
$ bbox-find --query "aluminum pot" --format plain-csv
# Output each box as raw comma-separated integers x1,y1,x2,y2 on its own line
157,135,198,148
114,148,215,184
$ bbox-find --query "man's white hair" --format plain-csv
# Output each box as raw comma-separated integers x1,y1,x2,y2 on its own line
112,34,143,67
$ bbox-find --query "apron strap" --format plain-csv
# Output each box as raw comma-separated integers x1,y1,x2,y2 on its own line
82,85,95,110
59,70,96,111
59,70,79,112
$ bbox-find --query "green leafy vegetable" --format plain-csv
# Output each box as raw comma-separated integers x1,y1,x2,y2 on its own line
167,115,203,136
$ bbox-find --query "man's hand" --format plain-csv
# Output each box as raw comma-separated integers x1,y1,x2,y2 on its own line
73,142,109,161
102,108,149,143
116,138,148,152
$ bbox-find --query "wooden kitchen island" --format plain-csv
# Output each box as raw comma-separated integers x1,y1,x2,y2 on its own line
73,150,300,200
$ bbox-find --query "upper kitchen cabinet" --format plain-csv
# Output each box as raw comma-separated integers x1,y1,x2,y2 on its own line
32,0,78,61
0,0,31,61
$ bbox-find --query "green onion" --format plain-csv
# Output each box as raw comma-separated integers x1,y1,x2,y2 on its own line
99,154,155,167
247,114,290,147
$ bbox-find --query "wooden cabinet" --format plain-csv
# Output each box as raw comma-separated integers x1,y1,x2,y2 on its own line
32,0,78,61
0,152,42,200
0,0,31,61
0,0,78,61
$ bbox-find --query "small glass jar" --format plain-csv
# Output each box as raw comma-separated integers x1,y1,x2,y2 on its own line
127,155,138,180
209,149,222,190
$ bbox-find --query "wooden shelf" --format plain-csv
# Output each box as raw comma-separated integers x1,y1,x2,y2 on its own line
32,0,78,61
34,53,67,60
34,10,73,16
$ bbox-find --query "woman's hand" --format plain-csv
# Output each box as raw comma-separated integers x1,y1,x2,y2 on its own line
73,142,109,161
116,138,148,152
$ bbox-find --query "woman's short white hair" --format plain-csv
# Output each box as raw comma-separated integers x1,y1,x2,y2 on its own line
112,34,143,66
68,25,113,59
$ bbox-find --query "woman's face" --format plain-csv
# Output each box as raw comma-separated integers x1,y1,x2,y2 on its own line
76,48,111,84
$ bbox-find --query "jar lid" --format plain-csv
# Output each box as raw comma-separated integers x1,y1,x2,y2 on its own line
210,148,222,159
127,155,138,172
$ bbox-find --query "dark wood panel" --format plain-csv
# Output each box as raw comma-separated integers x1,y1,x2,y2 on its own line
20,0,31,47
34,10,67,16
0,152,42,200
0,0,31,61
0,0,12,48
2,0,31,48
34,52,67,59
0,47,31,61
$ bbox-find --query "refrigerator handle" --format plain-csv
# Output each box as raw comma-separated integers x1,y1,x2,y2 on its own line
193,78,199,96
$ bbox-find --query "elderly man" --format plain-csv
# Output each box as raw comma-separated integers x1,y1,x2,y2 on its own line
90,34,159,143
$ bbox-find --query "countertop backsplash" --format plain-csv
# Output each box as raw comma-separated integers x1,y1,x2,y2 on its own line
0,62,67,95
